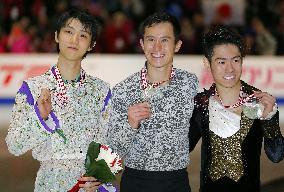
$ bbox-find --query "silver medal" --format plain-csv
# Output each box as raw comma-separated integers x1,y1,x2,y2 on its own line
143,85,164,101
243,98,263,119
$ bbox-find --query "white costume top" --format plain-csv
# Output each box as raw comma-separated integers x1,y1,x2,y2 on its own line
6,66,111,192
209,97,241,138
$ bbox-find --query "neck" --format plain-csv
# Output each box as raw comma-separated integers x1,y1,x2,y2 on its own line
146,64,172,83
215,82,241,106
57,57,81,81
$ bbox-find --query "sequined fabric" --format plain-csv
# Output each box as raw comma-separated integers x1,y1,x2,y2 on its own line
107,68,198,171
262,115,282,138
209,113,253,182
6,67,111,192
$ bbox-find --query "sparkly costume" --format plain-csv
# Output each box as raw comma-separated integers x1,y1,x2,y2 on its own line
107,67,198,192
6,66,111,192
189,81,284,192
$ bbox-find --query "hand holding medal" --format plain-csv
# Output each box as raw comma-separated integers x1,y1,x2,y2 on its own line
215,86,267,119
243,91,277,119
242,96,263,119
34,87,66,143
37,88,52,120
251,91,277,119
133,67,175,128
128,102,151,129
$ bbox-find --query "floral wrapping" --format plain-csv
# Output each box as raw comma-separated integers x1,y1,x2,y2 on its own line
5,67,111,192
69,142,123,192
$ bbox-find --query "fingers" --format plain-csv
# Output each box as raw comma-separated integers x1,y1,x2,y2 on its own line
128,102,151,129
261,95,275,106
37,88,53,120
79,177,101,192
79,176,98,182
254,91,276,114
41,88,52,103
79,182,100,192
38,88,52,105
129,102,151,115
254,91,276,104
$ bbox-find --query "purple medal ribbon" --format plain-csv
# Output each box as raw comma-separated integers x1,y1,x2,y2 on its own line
18,81,63,137
34,103,60,133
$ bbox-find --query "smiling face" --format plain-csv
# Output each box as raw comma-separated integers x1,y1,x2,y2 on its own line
205,43,242,89
140,22,182,70
55,18,93,62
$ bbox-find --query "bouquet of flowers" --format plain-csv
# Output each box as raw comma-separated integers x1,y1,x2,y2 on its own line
69,141,123,192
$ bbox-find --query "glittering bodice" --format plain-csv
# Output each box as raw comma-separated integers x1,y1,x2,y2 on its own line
209,113,254,182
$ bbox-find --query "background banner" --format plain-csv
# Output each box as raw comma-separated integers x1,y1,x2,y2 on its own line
1,54,284,123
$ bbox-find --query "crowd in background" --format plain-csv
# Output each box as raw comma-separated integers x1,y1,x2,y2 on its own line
0,0,284,55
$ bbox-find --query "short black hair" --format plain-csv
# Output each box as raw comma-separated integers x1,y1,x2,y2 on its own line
202,25,246,63
55,8,98,58
139,11,181,42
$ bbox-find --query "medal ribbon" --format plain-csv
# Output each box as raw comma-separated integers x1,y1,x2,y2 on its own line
215,85,255,109
52,66,86,107
140,66,175,90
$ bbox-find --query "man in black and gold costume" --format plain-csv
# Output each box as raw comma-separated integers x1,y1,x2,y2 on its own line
189,26,284,192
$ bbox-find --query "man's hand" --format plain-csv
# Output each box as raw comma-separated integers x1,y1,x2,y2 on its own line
128,102,151,129
254,91,276,118
37,88,52,120
79,176,101,192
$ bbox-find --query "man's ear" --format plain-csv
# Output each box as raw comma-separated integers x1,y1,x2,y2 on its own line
203,57,211,70
139,39,144,51
55,31,59,43
174,40,182,53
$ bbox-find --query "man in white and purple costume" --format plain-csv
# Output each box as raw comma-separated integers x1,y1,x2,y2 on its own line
6,8,115,192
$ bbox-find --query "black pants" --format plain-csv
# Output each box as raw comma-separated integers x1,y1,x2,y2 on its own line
120,167,191,192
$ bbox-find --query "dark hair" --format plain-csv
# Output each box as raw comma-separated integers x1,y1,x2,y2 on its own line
55,8,98,58
139,11,181,42
202,25,246,63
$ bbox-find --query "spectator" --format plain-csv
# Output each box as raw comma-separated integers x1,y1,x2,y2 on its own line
251,17,277,55
275,16,284,55
101,11,134,53
0,0,283,55
0,27,8,53
179,16,198,54
7,16,32,53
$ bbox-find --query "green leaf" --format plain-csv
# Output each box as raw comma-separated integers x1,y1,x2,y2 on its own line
55,129,67,144
85,159,116,183
85,142,100,170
